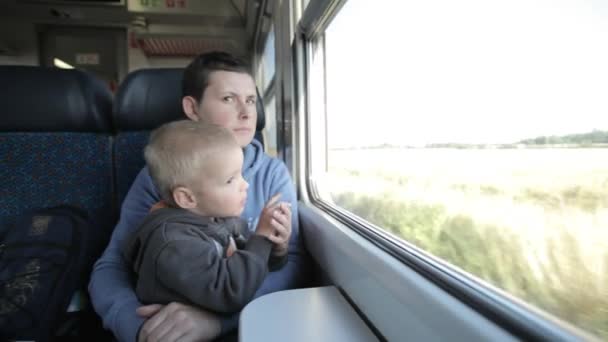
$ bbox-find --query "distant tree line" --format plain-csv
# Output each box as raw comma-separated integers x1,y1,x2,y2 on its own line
330,130,608,150
424,130,608,148
518,129,608,145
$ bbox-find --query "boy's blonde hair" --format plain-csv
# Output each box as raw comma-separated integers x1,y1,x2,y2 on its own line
144,120,239,205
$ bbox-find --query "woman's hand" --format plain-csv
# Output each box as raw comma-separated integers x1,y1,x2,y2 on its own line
137,302,221,342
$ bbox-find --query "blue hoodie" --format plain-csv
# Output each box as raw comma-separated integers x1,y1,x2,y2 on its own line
88,139,305,342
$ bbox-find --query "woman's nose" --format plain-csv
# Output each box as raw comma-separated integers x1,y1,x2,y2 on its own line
237,99,253,120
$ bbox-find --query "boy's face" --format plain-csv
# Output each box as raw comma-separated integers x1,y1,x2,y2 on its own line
190,146,249,217
192,71,258,148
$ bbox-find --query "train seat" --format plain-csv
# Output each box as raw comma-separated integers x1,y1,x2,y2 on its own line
0,66,115,233
112,68,186,206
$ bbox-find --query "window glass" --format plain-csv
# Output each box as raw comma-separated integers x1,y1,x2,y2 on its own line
255,25,277,156
301,0,310,13
260,26,275,92
317,0,608,338
264,96,277,156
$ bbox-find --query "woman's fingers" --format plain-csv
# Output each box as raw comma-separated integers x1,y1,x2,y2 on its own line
137,304,164,318
138,304,171,342
148,319,178,342
139,302,219,342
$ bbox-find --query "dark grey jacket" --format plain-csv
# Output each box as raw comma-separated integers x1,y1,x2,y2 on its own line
122,207,286,314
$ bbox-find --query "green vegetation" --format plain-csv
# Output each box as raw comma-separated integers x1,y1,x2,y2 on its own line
517,188,561,209
561,186,607,212
515,186,607,212
480,185,502,196
326,147,608,338
332,191,608,339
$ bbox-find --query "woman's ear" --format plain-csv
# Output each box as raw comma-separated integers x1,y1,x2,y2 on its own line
182,96,201,121
173,186,197,209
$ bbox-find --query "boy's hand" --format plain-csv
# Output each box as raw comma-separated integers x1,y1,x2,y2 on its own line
255,194,281,238
267,202,291,257
150,200,168,212
226,236,237,257
256,194,292,256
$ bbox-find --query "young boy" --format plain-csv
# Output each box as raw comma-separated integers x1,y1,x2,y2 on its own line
122,120,288,314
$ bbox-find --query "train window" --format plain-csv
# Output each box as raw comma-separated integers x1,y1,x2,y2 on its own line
301,0,310,12
309,0,608,338
259,26,275,93
264,95,278,156
257,25,278,156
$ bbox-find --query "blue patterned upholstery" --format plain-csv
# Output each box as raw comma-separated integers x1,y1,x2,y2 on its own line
0,133,113,229
114,131,150,206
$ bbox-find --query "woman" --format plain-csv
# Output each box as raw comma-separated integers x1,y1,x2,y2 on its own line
89,52,305,342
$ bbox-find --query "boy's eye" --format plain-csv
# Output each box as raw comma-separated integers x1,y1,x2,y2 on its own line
227,176,234,184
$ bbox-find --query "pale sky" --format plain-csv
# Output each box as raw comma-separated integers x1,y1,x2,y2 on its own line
324,0,608,147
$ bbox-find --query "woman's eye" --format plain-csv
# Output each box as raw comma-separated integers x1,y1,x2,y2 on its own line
223,96,233,102
246,98,256,105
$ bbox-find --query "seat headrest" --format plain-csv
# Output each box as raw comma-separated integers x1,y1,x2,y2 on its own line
114,68,265,132
113,68,185,131
0,66,113,132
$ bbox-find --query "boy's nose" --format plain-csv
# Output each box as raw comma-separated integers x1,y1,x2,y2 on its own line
241,179,249,191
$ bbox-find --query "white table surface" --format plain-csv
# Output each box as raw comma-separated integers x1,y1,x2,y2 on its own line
239,286,379,342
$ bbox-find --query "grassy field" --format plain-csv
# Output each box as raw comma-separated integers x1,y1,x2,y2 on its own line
322,148,608,339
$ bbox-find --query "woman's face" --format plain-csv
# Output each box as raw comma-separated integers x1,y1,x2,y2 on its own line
190,71,258,148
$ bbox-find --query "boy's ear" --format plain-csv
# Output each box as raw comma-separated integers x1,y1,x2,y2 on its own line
173,186,197,209
182,96,200,121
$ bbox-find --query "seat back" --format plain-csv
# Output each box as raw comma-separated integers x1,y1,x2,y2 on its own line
113,68,266,207
0,66,114,231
